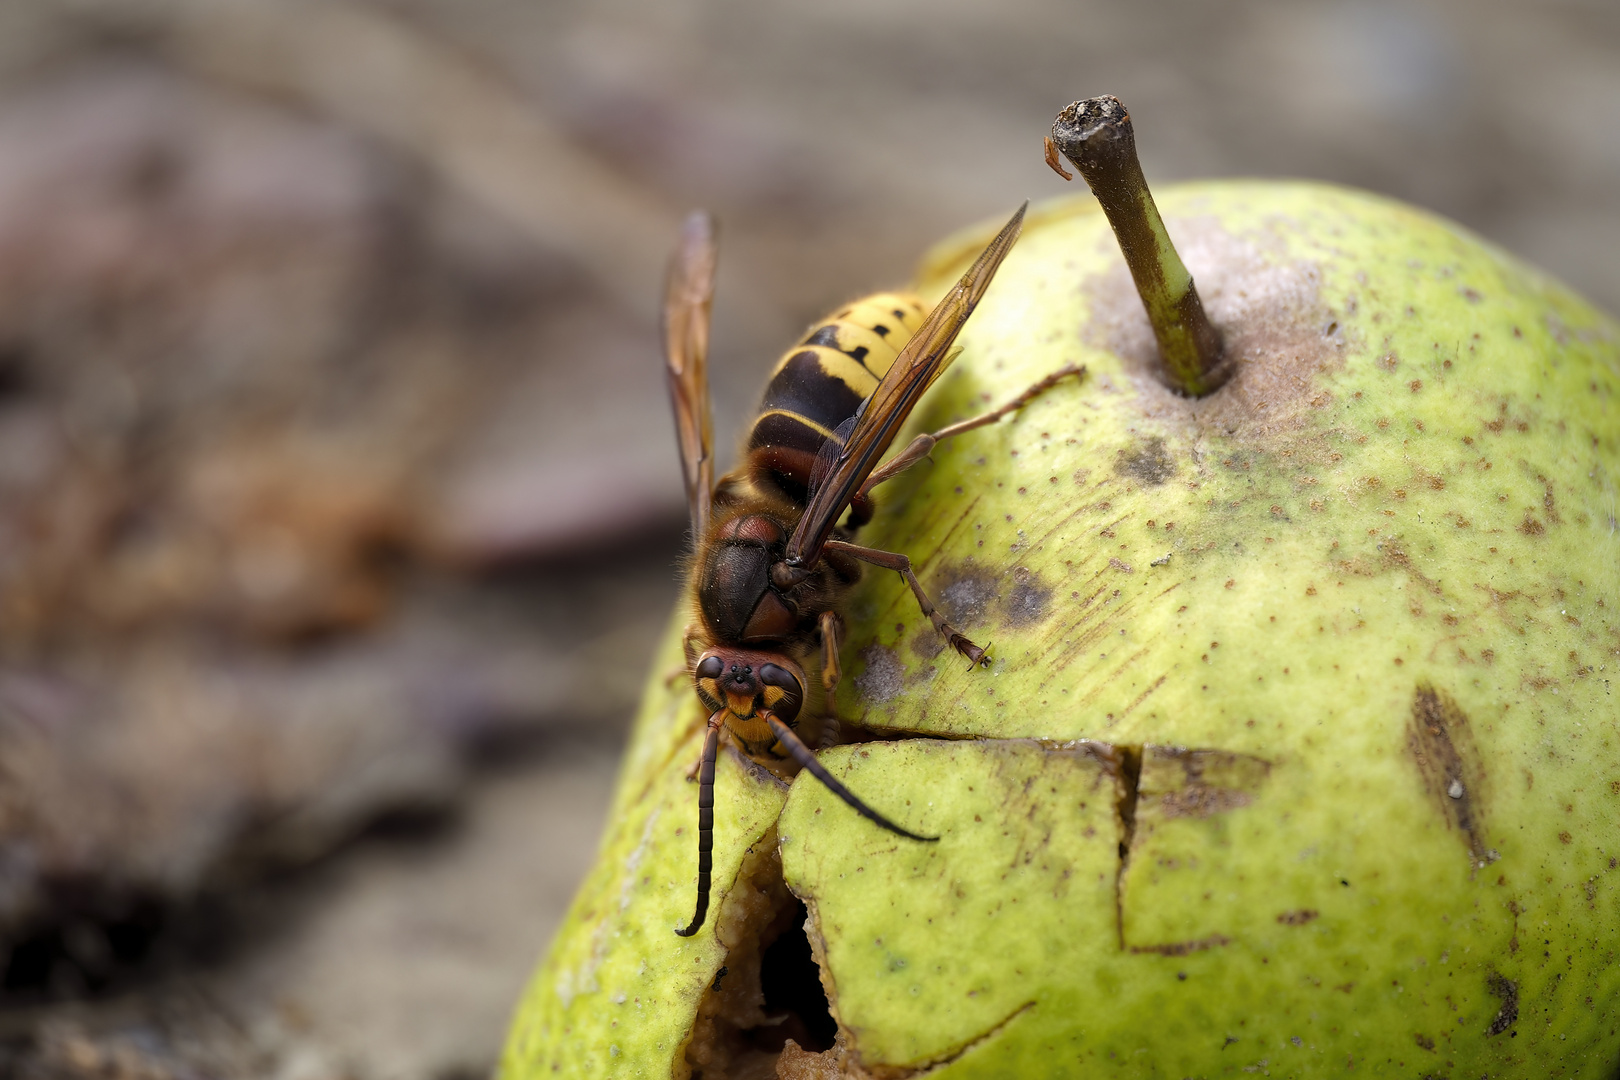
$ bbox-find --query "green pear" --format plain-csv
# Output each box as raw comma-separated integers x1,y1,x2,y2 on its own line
500,174,1619,1078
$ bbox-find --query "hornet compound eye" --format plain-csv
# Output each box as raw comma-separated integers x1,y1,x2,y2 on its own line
695,655,724,681
758,663,804,723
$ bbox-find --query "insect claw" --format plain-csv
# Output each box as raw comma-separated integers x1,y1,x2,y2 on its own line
950,634,990,670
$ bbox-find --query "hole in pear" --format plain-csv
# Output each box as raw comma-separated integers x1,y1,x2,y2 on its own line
759,901,837,1053
681,835,838,1079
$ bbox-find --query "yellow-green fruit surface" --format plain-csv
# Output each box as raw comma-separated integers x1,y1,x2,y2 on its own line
500,182,1620,1079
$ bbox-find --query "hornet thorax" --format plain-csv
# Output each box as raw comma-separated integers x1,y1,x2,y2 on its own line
696,513,805,643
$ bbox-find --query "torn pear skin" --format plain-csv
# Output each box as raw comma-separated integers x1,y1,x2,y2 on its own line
500,182,1620,1080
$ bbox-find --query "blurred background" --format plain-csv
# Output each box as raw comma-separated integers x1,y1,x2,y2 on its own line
0,0,1613,1076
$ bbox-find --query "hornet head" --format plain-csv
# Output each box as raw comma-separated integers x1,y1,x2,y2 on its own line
692,648,805,723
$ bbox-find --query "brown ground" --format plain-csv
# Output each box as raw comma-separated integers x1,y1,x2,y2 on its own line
0,0,1614,1076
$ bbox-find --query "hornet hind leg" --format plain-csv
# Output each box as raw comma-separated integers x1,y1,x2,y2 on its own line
855,363,1086,503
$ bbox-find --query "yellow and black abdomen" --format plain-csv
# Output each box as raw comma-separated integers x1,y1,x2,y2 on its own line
745,292,928,500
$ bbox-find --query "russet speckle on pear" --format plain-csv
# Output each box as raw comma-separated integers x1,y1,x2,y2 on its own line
502,181,1619,1079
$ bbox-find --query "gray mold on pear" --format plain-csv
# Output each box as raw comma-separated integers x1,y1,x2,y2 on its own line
500,109,1620,1079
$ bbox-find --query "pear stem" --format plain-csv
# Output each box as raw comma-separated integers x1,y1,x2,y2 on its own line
1048,97,1227,397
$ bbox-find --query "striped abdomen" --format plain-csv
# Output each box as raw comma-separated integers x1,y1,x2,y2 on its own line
746,291,928,500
